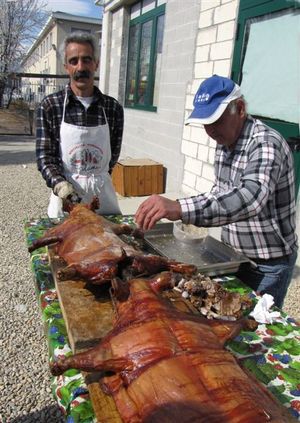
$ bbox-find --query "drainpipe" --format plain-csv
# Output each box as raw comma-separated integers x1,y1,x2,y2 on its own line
99,10,111,93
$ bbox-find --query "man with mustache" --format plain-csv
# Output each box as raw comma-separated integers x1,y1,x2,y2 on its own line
135,75,298,309
36,32,124,217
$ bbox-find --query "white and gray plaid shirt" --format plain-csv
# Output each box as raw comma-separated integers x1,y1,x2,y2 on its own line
179,116,298,260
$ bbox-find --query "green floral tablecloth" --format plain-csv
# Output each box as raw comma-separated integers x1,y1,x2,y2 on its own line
25,217,300,422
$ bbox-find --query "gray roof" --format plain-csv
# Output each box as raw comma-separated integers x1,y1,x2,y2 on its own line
50,11,101,25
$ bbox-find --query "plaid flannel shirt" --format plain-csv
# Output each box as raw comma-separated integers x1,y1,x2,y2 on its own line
36,84,124,189
179,116,298,259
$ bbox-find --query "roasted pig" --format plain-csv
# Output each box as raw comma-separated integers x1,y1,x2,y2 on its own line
28,203,196,284
51,272,294,423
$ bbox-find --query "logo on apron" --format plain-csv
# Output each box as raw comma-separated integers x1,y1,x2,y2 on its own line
48,89,121,218
69,143,104,172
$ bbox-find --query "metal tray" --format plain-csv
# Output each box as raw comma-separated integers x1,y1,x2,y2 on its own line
143,222,251,276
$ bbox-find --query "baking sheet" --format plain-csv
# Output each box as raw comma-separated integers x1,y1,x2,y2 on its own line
144,222,251,276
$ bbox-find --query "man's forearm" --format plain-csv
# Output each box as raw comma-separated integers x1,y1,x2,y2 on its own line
38,160,66,189
36,134,65,188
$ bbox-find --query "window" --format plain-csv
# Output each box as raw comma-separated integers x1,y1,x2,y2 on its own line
125,0,166,110
232,0,299,137
231,0,300,191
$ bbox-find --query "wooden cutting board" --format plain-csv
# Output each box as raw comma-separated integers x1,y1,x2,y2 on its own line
49,246,198,353
85,373,123,423
49,247,115,352
49,247,124,422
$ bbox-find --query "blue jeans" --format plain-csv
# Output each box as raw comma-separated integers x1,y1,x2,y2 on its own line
236,250,297,309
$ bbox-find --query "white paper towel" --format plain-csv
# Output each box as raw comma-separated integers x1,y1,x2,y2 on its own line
249,294,286,324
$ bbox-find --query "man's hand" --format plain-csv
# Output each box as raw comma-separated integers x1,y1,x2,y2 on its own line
53,181,76,200
135,195,182,231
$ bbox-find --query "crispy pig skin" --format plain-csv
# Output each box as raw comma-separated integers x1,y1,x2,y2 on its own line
28,203,197,284
50,272,294,423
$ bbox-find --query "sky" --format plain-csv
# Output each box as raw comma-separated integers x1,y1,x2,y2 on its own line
42,0,102,19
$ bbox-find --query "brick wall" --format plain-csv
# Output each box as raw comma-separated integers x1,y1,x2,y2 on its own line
181,0,239,196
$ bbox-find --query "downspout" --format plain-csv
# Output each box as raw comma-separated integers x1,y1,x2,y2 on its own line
99,10,112,93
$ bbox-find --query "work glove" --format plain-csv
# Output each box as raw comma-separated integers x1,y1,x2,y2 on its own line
54,181,75,199
53,181,81,203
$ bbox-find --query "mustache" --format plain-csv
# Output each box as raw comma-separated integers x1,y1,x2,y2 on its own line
73,71,91,80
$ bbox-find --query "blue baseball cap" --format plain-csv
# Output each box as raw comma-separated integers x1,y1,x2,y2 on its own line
185,75,241,125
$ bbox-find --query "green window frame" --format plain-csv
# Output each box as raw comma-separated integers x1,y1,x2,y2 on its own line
125,1,165,111
231,0,299,140
231,0,300,196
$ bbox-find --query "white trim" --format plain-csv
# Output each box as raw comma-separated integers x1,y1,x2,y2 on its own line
185,85,241,125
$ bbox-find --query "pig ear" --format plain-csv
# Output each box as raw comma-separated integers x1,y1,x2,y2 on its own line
111,277,130,302
149,271,175,292
89,196,100,211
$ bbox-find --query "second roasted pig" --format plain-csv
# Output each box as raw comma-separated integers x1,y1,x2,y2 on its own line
50,272,293,423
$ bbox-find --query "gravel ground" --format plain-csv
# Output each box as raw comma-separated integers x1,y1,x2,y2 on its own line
0,135,65,423
0,134,299,423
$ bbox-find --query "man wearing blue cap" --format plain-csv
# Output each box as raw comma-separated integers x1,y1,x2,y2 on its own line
135,74,298,308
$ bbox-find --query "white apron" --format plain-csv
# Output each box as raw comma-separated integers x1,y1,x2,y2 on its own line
48,91,121,218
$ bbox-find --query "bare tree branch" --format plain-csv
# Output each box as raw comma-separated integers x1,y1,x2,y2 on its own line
0,0,49,106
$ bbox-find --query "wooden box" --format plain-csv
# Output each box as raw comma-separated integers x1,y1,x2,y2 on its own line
112,158,164,196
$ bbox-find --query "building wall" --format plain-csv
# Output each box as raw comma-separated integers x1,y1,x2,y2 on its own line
107,8,127,101
102,0,201,193
24,26,56,75
181,0,239,196
22,25,62,103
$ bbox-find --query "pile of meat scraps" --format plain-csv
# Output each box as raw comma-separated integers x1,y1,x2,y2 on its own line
174,273,253,320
